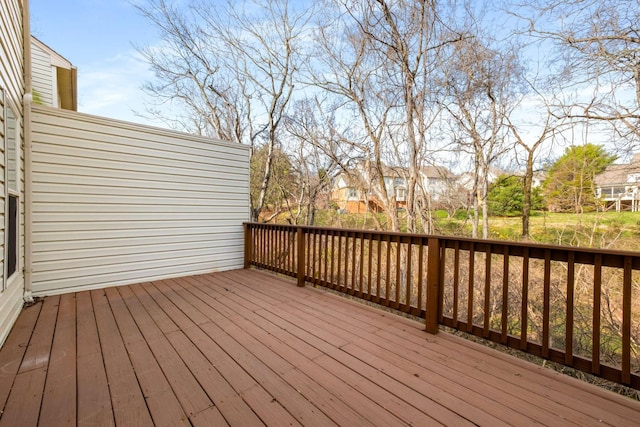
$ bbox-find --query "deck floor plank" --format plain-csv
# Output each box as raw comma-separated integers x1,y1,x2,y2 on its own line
231,269,640,425
76,291,114,427
0,301,42,413
385,317,640,426
247,276,580,425
132,280,300,426
150,280,337,426
39,293,77,427
0,295,59,427
371,327,606,426
90,289,154,427
108,285,215,419
105,286,189,426
180,275,430,427
0,269,639,426
174,283,391,427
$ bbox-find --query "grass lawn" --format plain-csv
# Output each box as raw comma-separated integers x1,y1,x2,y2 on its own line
307,209,640,250
485,211,640,247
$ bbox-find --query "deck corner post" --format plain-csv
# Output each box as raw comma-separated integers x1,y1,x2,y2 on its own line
243,222,252,269
426,237,440,334
297,226,305,287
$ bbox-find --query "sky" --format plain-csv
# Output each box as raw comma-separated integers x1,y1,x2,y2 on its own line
30,0,168,127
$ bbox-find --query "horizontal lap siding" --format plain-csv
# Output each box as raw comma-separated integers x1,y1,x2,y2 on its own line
30,42,53,107
31,105,249,295
0,0,24,346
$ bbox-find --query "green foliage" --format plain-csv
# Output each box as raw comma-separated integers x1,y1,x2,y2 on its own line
453,209,468,220
250,145,296,212
31,89,44,105
488,174,544,216
543,144,616,213
432,210,449,219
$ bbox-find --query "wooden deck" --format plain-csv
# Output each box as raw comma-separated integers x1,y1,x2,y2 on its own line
0,269,639,426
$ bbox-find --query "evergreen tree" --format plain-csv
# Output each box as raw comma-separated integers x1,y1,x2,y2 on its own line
543,144,616,213
488,175,544,216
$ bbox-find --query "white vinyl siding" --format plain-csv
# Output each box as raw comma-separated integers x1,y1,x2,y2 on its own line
31,105,249,295
0,0,25,346
30,41,54,107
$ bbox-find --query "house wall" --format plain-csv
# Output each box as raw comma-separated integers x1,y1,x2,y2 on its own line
0,0,26,345
31,105,250,295
30,41,53,107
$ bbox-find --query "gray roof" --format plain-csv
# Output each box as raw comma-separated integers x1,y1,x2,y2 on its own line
595,153,640,186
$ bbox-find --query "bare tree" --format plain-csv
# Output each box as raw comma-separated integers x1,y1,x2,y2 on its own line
507,81,567,237
310,2,397,230
310,0,460,232
135,0,314,221
283,98,343,225
518,0,640,148
440,34,522,238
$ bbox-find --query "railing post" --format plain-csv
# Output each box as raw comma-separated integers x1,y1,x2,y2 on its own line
426,237,440,334
243,223,252,269
297,226,305,287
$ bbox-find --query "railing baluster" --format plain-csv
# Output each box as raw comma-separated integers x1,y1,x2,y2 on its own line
296,226,305,287
543,249,551,359
243,223,251,269
425,237,440,334
269,225,273,267
406,239,413,311
385,235,391,305
367,234,373,298
287,227,291,272
350,232,357,294
330,231,335,286
395,236,402,309
359,233,365,297
417,238,424,314
290,227,295,273
566,251,575,365
453,241,460,329
257,226,261,266
501,245,509,344
521,247,529,351
376,236,382,303
262,226,266,267
336,231,342,290
484,244,492,338
438,241,446,323
275,226,279,270
622,256,632,384
592,254,602,375
311,229,317,280
323,230,328,284
467,243,475,333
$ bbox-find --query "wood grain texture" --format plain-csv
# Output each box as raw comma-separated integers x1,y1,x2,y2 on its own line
0,269,638,426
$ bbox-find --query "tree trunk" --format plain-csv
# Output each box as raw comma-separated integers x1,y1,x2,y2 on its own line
522,150,534,238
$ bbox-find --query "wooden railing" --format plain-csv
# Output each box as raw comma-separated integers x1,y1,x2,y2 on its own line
243,222,640,390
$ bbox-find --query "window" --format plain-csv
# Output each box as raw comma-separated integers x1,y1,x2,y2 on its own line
348,188,357,198
396,187,406,200
4,91,19,282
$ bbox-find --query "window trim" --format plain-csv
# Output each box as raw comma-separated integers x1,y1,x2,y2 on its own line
3,89,20,286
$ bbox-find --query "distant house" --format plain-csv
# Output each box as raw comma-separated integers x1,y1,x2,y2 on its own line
595,153,640,212
331,163,460,214
419,165,456,203
331,163,406,214
31,36,77,110
457,166,506,192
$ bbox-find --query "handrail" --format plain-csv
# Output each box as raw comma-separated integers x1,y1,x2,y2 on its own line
243,222,640,390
